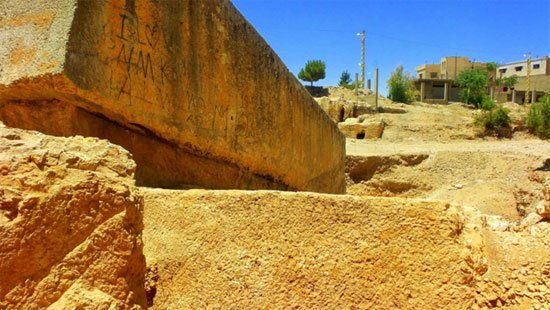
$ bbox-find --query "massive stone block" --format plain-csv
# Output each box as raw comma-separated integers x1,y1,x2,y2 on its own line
0,0,345,193
142,189,484,308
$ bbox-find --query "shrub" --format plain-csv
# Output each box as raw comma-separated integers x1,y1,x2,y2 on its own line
344,81,359,90
480,96,495,111
474,105,511,137
387,65,416,103
526,95,550,139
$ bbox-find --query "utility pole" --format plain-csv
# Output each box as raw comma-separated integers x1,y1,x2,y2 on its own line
358,30,365,89
374,68,379,110
354,73,359,96
525,52,531,104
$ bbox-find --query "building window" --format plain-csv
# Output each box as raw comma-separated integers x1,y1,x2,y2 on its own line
499,68,507,74
419,73,423,79
515,66,523,72
430,72,437,78
533,63,540,69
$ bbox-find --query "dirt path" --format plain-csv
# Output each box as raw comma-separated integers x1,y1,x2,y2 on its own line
334,90,550,308
347,139,550,158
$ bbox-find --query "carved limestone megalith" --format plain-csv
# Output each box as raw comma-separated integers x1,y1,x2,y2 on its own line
0,0,345,193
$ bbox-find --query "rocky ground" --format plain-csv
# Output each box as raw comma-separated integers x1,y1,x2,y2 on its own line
318,86,550,309
140,88,549,309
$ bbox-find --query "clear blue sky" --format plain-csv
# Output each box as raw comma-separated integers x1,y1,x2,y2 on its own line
232,0,550,95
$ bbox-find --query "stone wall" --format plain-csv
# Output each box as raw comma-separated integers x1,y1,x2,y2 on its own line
0,0,345,193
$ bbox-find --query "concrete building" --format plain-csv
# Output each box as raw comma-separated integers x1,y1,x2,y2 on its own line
416,64,440,80
414,56,491,104
495,56,550,103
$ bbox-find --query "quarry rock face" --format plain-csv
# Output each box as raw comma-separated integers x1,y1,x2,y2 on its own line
0,0,345,193
538,180,550,219
315,96,355,123
0,126,146,309
338,118,385,140
142,189,483,309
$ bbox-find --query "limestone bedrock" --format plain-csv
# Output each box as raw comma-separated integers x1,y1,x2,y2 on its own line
0,0,345,193
0,126,146,309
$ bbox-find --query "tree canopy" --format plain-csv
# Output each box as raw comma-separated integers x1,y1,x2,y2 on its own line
298,60,326,86
455,68,489,107
386,65,416,104
497,75,518,90
338,70,352,87
486,62,497,72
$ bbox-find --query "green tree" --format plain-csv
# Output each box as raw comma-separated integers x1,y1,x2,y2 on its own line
339,70,352,88
386,65,416,103
495,75,517,102
486,62,497,72
498,75,518,91
486,62,498,94
455,68,489,107
298,60,326,86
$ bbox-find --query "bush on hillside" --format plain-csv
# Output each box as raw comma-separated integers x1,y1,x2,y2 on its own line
474,105,512,138
526,95,550,139
480,96,496,111
387,65,416,104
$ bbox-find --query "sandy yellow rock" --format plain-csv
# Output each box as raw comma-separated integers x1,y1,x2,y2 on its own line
0,0,345,193
142,188,480,309
0,126,146,309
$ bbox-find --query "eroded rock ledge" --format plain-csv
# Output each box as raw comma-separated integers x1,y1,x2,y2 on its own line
0,125,146,309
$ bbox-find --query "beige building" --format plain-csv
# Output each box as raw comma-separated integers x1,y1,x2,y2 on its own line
414,56,492,104
441,56,487,79
495,56,550,103
416,64,440,79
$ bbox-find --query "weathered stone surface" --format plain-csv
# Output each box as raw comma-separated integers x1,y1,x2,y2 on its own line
338,118,385,139
364,120,386,139
345,154,429,184
377,106,407,114
0,0,345,193
0,126,146,309
142,189,481,309
338,118,362,138
314,87,404,125
0,100,294,190
520,212,543,227
542,180,550,219
535,200,549,219
315,96,355,123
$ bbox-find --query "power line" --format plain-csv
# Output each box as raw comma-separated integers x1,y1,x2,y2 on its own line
260,26,530,57
366,31,522,57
